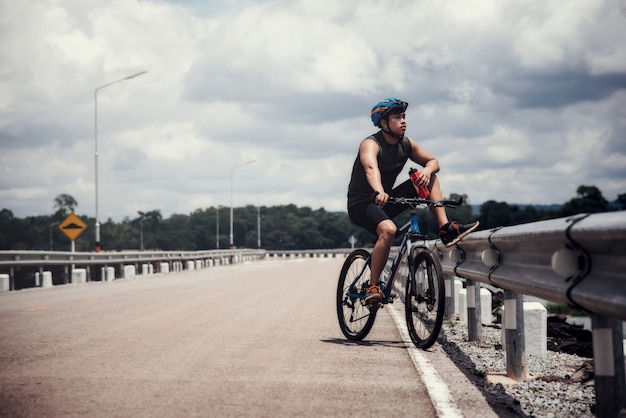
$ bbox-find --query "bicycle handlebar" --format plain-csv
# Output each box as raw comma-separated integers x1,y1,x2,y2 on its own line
370,192,463,208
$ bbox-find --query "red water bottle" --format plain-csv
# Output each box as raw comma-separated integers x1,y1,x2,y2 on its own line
409,168,430,198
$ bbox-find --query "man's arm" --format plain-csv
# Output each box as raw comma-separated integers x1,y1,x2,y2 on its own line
408,138,440,188
359,139,387,207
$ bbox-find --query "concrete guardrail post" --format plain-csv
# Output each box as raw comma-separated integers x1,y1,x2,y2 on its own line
42,271,53,288
72,268,87,285
0,273,9,293
104,267,115,282
591,314,625,418
501,302,547,359
35,271,53,288
466,280,482,342
503,289,527,381
123,265,136,279
444,275,455,318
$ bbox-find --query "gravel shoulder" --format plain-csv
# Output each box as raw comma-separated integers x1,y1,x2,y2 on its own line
437,319,599,417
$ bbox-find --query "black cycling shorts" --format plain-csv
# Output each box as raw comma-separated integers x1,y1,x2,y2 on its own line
348,179,417,235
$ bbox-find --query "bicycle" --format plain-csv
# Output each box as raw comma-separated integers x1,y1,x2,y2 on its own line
336,194,462,349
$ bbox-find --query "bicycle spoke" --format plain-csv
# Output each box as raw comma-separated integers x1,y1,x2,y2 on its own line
336,249,377,341
405,249,445,349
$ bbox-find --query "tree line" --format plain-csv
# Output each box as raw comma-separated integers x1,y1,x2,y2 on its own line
0,186,623,252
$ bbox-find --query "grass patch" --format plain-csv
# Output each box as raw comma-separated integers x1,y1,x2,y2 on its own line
545,303,588,317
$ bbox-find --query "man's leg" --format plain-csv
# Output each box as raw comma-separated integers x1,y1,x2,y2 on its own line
426,173,450,228
426,173,480,246
369,219,396,285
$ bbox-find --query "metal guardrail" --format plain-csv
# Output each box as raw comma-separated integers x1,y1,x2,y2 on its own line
0,249,266,267
266,249,353,258
0,248,354,290
432,211,626,322
0,248,267,290
430,211,626,418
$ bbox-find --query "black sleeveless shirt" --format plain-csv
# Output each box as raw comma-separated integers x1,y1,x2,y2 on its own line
347,131,412,208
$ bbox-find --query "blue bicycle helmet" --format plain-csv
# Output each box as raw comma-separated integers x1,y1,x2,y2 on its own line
370,98,408,127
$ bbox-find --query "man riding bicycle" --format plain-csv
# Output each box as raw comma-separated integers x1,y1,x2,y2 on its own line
347,98,479,305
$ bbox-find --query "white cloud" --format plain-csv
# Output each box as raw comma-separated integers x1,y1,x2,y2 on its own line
0,0,625,224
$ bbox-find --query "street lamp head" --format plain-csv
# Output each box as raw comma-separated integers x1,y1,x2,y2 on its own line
126,70,148,80
232,160,256,173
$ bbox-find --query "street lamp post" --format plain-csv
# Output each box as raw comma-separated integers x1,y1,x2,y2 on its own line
216,205,222,249
229,160,255,248
94,70,147,252
49,222,59,251
257,205,261,248
138,211,145,251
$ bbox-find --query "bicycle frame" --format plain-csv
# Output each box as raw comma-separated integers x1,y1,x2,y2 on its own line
337,192,462,347
346,209,427,304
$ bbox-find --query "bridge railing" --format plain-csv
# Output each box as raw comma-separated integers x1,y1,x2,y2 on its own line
0,248,267,288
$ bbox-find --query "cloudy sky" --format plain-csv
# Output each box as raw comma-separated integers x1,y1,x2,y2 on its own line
1,0,625,222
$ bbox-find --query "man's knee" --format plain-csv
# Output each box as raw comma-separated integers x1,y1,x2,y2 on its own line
377,221,397,241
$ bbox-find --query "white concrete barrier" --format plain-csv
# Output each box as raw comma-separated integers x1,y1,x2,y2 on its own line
453,278,463,316
458,287,492,325
123,265,136,279
35,271,53,288
100,266,115,282
501,301,547,358
0,274,9,292
141,264,153,275
160,262,169,274
72,268,87,285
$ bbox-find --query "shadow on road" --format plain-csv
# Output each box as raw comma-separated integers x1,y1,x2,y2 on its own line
436,329,530,418
321,337,407,349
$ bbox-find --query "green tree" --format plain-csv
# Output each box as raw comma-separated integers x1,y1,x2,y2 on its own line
560,185,610,216
141,210,163,250
0,209,17,249
615,193,626,211
53,194,78,219
448,193,476,225
5,185,621,252
478,201,514,229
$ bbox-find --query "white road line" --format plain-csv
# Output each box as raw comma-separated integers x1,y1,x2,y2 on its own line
388,305,464,418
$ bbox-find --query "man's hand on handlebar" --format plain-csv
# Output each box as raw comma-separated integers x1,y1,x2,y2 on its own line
373,191,389,208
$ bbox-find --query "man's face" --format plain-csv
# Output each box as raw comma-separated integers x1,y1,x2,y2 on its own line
383,112,406,135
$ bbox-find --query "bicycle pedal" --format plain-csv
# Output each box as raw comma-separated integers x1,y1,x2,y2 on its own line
367,301,382,310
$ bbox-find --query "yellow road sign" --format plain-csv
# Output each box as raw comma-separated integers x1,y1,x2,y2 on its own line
58,212,87,241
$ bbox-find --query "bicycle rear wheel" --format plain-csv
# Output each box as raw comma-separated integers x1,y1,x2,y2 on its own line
336,249,377,341
405,249,445,349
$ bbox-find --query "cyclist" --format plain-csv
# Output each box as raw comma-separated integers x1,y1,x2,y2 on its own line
347,98,479,305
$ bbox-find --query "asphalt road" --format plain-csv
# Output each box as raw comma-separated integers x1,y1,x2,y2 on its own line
0,258,496,417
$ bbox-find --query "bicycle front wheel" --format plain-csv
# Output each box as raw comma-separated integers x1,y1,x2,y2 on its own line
405,249,445,349
336,249,377,341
